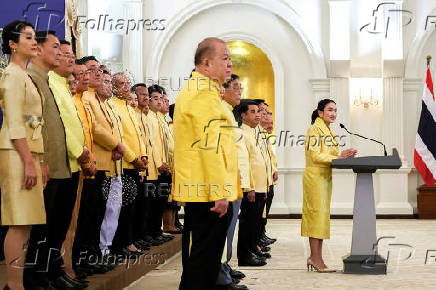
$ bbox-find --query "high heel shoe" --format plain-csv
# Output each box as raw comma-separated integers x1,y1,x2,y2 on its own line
306,259,336,273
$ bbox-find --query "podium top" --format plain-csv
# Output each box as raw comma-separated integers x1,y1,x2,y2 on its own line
331,148,402,173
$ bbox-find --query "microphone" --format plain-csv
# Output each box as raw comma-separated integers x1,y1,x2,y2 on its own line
339,123,387,156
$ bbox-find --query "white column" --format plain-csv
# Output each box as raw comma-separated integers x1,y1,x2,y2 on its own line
382,77,404,161
123,0,143,83
330,77,350,146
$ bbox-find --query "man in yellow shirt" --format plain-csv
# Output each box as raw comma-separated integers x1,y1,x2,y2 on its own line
258,103,278,246
237,100,269,267
175,37,237,290
146,84,173,244
82,60,127,262
110,72,147,256
216,74,249,290
156,88,180,235
131,83,158,249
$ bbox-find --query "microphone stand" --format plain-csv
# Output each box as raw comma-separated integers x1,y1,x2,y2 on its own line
340,123,387,156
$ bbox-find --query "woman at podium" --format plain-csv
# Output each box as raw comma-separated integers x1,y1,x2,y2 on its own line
301,99,356,273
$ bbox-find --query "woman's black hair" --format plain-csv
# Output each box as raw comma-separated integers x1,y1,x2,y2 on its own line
311,98,336,124
1,20,34,54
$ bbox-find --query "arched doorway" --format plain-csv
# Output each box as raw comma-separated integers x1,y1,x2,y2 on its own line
227,41,275,120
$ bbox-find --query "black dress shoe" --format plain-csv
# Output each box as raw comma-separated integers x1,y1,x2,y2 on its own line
78,262,108,274
61,274,88,289
133,241,150,251
261,246,271,252
264,234,277,243
255,251,271,259
51,275,79,290
238,253,267,266
232,277,240,284
230,269,246,279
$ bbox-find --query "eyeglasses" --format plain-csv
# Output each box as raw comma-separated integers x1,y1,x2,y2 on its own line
88,68,103,74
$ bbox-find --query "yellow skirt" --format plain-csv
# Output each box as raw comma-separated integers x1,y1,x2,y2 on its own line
0,150,46,225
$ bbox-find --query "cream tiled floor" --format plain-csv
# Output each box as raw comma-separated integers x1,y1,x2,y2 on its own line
127,219,436,289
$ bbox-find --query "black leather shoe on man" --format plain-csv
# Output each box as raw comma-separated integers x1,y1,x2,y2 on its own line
238,253,267,266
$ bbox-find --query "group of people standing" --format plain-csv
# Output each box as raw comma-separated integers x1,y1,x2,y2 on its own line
173,37,278,290
0,18,359,290
0,20,181,290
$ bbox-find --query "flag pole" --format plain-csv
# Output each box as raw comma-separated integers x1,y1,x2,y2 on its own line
427,55,432,67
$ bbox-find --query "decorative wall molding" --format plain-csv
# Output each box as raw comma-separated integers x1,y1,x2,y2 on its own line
145,0,327,79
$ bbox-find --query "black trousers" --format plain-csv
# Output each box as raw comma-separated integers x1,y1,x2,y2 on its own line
179,202,232,290
133,178,150,241
261,185,275,234
237,192,266,260
72,171,107,267
149,173,171,237
24,173,80,284
111,169,140,251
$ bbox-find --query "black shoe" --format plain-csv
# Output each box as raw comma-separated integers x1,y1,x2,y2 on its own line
255,251,271,259
61,274,88,289
261,246,271,252
74,266,94,277
77,262,108,274
230,269,246,279
51,275,80,289
74,269,88,281
260,238,274,246
133,241,150,251
264,234,277,243
232,277,240,284
3,285,9,290
238,253,267,266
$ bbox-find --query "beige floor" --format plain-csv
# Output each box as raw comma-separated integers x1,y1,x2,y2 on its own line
126,219,436,289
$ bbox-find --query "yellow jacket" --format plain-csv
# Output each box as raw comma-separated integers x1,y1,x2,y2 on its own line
147,110,165,175
0,63,44,154
242,123,269,193
83,91,122,175
136,110,158,180
48,71,86,173
111,97,147,169
157,112,174,173
222,100,248,197
256,125,273,187
172,71,238,202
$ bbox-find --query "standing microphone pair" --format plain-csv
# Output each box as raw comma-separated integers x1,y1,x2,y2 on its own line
339,123,388,156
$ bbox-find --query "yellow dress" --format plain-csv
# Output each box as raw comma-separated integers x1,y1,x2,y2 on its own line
0,63,46,225
301,117,339,239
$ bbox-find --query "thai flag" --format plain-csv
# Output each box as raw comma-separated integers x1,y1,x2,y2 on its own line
414,67,436,185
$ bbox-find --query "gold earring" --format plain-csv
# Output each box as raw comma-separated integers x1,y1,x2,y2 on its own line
12,48,17,53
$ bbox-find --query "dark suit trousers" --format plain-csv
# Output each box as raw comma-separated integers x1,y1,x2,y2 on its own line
237,192,266,260
25,172,80,283
261,185,275,234
72,171,107,267
179,202,232,290
149,173,171,237
111,169,140,251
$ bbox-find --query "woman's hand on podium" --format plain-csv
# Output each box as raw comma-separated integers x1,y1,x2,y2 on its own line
339,148,357,159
